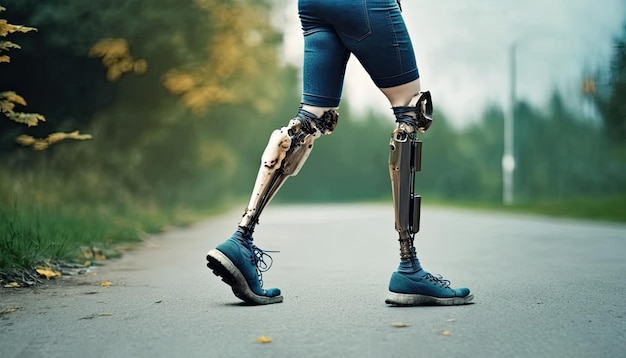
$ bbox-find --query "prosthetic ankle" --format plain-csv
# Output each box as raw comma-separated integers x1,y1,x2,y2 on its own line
389,91,433,271
239,108,339,234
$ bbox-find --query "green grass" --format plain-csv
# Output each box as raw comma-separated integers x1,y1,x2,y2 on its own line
0,200,233,272
428,195,626,223
0,204,141,270
504,195,626,222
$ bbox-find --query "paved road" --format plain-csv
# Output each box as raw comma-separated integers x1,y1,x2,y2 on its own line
1,204,625,358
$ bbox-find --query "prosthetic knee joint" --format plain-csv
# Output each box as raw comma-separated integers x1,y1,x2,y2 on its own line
239,108,339,233
389,91,433,265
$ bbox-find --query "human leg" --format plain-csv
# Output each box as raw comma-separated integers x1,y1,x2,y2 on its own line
384,89,472,305
206,3,349,305
323,0,472,305
206,107,338,305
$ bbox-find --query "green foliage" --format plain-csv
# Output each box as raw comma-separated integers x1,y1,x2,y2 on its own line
594,17,626,145
0,208,64,269
0,0,285,270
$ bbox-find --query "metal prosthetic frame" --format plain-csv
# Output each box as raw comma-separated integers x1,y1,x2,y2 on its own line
239,108,339,234
389,91,433,269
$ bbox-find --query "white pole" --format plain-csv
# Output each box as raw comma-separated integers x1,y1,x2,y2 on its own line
502,43,516,205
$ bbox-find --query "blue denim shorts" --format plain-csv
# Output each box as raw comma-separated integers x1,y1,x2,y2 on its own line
298,0,419,107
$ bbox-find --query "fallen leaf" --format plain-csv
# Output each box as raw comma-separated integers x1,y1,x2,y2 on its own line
3,282,20,288
257,335,272,343
446,318,456,322
0,307,20,314
439,330,452,336
391,322,410,328
155,300,163,304
99,312,112,316
36,267,61,279
99,281,111,287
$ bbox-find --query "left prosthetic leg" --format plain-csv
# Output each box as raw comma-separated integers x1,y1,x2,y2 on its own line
207,108,338,305
385,91,473,306
238,108,339,234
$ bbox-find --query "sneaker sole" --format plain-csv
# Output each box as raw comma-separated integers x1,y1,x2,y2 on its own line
206,249,283,305
385,291,474,306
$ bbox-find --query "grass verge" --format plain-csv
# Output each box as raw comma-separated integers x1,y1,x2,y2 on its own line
429,194,626,223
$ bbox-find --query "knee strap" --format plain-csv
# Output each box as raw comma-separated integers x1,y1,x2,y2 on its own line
393,91,433,133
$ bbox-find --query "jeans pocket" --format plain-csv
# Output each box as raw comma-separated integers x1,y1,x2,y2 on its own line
335,0,372,41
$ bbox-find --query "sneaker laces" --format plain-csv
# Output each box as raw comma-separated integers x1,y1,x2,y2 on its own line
424,273,451,288
248,241,276,287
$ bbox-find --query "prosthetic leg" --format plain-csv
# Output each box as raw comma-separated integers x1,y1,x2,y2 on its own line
239,108,339,234
386,91,473,305
206,108,338,305
389,91,433,268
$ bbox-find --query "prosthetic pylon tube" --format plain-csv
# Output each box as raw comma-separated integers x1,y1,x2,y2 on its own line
389,123,422,264
389,91,433,268
239,109,339,233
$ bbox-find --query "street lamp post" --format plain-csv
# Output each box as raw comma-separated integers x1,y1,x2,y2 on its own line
502,43,516,205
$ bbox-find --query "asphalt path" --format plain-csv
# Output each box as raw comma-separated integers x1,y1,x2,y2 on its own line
1,203,625,358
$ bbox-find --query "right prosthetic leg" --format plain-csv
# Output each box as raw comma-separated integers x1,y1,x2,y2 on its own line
386,91,473,306
207,108,338,305
389,91,433,269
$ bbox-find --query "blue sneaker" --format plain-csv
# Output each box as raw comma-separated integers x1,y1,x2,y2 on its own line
385,270,473,306
206,228,283,305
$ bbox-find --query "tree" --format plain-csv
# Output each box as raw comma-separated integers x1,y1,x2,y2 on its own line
595,17,626,145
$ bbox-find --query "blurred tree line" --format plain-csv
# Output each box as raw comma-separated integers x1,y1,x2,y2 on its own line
0,0,624,224
0,0,291,216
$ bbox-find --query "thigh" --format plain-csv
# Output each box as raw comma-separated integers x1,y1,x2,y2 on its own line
299,0,351,107
336,0,419,88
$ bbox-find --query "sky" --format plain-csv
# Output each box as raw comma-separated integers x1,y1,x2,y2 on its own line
272,0,626,127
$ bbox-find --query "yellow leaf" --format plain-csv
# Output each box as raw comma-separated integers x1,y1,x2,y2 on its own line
89,38,129,60
107,66,122,82
100,281,111,287
32,140,49,151
133,59,148,74
117,57,134,73
8,112,46,127
15,135,36,146
65,131,92,140
256,335,272,344
0,91,27,106
439,330,452,336
391,322,410,328
0,307,20,314
0,40,20,51
46,132,68,144
3,282,20,288
36,267,61,279
0,20,36,36
162,71,196,94
0,55,9,63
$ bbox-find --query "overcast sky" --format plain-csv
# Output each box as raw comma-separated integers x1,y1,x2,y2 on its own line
273,0,626,127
